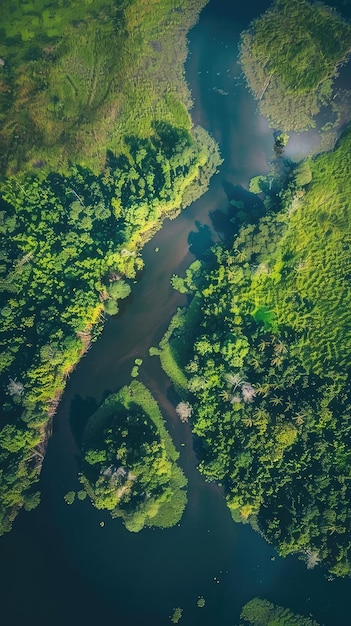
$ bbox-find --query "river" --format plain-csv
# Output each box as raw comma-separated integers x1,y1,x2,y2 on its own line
1,1,351,624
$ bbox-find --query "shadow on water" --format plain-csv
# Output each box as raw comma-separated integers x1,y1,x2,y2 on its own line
1,0,351,625
69,395,99,449
210,182,265,241
188,220,214,258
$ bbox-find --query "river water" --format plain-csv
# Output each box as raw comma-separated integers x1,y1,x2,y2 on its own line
1,1,351,625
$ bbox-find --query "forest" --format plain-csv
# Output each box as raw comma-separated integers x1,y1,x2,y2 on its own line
239,0,351,132
80,381,187,531
159,128,351,576
0,0,221,536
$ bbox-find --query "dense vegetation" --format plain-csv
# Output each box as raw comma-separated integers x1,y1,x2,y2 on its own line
239,0,351,131
159,129,351,576
0,0,221,535
0,0,209,175
80,381,187,531
238,598,320,626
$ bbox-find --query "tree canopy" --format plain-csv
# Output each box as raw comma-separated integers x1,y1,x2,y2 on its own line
159,128,351,576
80,381,187,531
0,0,221,535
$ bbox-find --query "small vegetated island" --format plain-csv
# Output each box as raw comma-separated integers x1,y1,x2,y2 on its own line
0,0,221,535
237,598,320,626
239,0,351,131
158,1,351,575
80,381,187,532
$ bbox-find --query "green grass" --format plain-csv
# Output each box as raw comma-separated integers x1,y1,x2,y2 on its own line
0,0,221,536
159,343,189,395
0,0,208,175
239,0,351,131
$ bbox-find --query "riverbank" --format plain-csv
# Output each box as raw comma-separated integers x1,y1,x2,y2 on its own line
0,0,221,536
1,1,351,625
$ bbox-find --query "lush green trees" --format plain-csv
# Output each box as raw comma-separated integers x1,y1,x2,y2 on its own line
80,382,187,531
159,129,351,575
0,0,222,535
0,121,220,534
239,0,351,131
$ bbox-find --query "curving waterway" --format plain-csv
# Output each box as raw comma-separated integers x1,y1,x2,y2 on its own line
1,1,351,624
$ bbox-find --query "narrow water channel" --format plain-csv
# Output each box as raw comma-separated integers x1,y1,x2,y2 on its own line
1,1,351,625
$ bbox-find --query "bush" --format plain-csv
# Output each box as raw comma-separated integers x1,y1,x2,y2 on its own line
64,491,76,505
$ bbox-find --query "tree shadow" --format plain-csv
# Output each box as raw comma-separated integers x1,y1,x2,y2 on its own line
166,383,181,409
188,220,214,259
69,395,98,449
210,181,265,242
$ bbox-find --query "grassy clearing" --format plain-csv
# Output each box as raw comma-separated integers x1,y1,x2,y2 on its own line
239,0,351,131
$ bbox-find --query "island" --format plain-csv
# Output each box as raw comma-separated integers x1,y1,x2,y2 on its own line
238,598,320,626
80,381,187,531
239,0,351,131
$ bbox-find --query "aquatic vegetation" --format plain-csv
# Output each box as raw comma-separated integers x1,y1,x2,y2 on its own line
159,129,351,575
81,381,187,531
239,0,351,131
64,491,75,505
171,607,183,624
238,598,320,626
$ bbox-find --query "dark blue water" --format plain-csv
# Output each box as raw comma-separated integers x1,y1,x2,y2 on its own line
1,1,351,625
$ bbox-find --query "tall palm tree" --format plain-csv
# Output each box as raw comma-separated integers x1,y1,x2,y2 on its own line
270,395,283,406
225,372,246,390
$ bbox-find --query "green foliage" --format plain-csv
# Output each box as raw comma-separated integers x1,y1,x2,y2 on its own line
103,300,119,316
0,118,220,534
81,381,187,530
249,176,267,194
0,0,210,176
64,491,75,505
197,596,205,608
239,598,320,626
294,161,312,187
149,346,160,356
239,0,351,131
275,133,289,148
158,309,190,394
23,490,41,511
0,0,223,536
107,280,131,300
171,607,183,624
160,130,351,575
